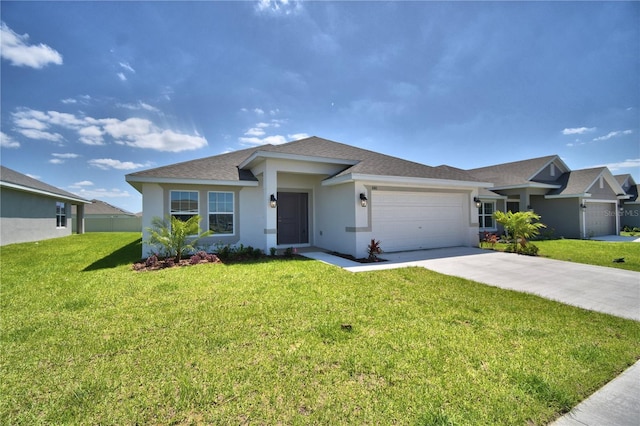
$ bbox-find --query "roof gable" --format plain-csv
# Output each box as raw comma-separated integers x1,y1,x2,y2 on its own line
468,155,562,188
0,165,90,204
548,167,625,197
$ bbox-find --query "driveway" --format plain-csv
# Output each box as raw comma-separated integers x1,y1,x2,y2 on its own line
305,247,640,321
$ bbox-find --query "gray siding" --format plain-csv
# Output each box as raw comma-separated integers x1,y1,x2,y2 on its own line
530,195,581,238
1,188,72,245
587,178,617,200
621,205,640,229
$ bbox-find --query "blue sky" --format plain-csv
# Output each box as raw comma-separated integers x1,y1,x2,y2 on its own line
1,1,638,214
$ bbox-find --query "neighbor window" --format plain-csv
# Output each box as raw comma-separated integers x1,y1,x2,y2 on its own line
478,202,495,229
170,190,199,222
56,201,66,227
208,191,234,234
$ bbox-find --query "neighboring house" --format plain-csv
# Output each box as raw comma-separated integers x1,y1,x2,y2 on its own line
126,136,490,259
616,174,640,229
71,199,141,232
0,165,90,246
469,155,628,239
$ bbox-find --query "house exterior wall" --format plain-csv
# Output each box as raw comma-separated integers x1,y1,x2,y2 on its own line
620,204,640,228
586,178,618,200
71,215,141,232
0,188,72,245
315,181,358,256
530,195,581,238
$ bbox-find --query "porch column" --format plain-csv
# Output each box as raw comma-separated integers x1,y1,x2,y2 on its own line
76,203,85,234
263,163,278,250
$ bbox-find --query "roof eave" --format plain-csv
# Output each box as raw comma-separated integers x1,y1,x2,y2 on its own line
322,173,492,189
0,181,91,204
491,183,562,191
125,176,260,189
238,150,359,169
544,193,590,199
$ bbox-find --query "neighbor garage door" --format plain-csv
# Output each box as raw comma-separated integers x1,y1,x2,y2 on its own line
585,202,616,237
371,191,466,252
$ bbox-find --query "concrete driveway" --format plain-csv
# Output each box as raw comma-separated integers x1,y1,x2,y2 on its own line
307,247,640,321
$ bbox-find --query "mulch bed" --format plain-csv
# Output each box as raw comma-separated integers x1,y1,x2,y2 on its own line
330,252,387,264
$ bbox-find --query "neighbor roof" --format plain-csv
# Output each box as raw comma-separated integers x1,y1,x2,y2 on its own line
0,165,90,204
71,199,135,216
127,136,485,190
547,167,626,198
467,155,562,188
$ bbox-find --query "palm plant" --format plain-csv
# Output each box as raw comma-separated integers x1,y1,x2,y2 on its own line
493,211,546,253
146,215,213,261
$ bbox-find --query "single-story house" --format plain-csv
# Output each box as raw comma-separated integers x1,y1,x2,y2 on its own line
126,136,490,259
469,155,628,239
0,165,90,246
71,199,142,232
616,174,640,229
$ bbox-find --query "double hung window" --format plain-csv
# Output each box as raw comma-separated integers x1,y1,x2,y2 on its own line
208,192,234,234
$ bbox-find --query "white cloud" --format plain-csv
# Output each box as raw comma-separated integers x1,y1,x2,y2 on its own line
255,0,303,15
593,130,633,142
71,187,132,199
11,108,207,152
72,180,94,187
0,22,62,68
117,72,127,81
25,173,40,179
254,108,265,115
49,152,79,164
88,158,149,170
51,153,79,159
119,62,135,73
288,133,309,140
16,128,64,142
0,131,20,148
593,158,640,172
61,98,77,104
78,125,105,146
118,101,161,113
245,127,266,137
562,127,596,135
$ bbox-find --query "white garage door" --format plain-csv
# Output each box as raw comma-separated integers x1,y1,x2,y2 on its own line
585,202,616,237
372,191,466,252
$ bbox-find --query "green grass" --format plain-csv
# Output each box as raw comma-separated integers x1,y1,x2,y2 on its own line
2,233,639,425
485,239,640,272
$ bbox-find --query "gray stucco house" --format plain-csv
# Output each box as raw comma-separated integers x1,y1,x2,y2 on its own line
0,165,90,246
126,136,490,259
469,155,628,239
71,199,141,233
616,174,640,229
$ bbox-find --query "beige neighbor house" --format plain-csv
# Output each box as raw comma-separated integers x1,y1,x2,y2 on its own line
0,165,90,246
71,199,141,233
469,155,629,239
126,136,491,259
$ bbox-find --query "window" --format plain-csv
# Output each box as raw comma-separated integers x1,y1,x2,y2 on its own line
170,190,199,222
56,201,66,227
506,201,520,213
478,202,495,229
208,192,234,234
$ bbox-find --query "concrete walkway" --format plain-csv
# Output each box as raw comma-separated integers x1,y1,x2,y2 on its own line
303,247,640,426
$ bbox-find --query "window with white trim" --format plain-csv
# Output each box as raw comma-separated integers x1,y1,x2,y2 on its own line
208,191,234,234
170,190,199,222
56,201,66,227
478,201,495,229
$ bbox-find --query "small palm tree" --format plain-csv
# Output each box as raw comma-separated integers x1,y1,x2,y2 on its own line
146,215,213,261
493,211,546,253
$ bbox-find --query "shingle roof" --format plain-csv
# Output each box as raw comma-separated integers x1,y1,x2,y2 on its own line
467,155,559,187
127,136,484,184
71,199,135,216
547,168,605,196
0,165,90,203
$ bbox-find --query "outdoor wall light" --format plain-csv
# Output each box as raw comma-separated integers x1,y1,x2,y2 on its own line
359,193,368,207
580,203,587,210
270,194,277,208
473,197,482,209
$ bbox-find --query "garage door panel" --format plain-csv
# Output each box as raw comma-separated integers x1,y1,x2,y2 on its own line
585,203,615,237
372,191,466,252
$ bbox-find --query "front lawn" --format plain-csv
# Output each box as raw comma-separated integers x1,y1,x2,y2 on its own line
1,233,639,425
484,239,640,272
